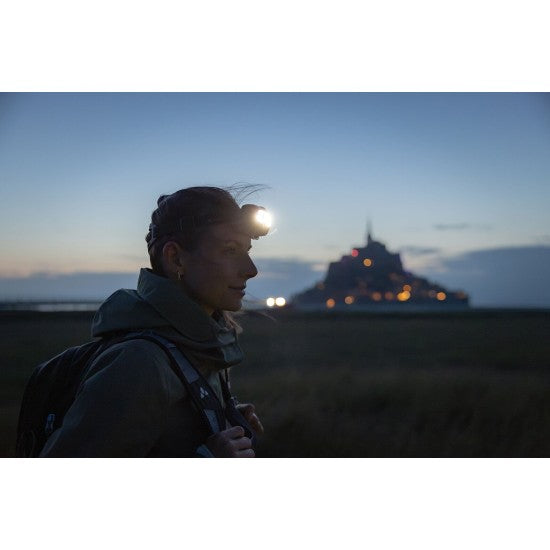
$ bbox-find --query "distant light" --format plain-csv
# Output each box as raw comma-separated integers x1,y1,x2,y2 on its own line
384,291,394,301
255,209,272,228
397,291,410,302
351,249,359,257
266,297,275,307
437,292,446,301
363,258,372,267
344,295,355,305
403,284,411,292
326,298,335,308
372,292,382,302
275,297,286,307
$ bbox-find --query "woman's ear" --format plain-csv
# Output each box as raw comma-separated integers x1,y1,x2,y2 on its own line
161,240,186,279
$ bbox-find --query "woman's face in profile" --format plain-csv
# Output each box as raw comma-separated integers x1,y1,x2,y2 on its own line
180,222,258,315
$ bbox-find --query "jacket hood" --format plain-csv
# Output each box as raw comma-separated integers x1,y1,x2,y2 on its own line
92,268,244,369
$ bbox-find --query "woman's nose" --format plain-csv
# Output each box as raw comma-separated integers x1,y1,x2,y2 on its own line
242,255,258,279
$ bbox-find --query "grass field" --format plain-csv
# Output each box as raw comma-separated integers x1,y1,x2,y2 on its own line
1,309,549,457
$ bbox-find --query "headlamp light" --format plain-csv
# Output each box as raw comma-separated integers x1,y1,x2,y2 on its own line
147,203,273,249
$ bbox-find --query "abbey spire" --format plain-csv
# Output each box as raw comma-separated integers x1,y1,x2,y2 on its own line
366,219,373,245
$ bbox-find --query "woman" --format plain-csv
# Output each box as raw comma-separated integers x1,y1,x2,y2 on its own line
40,186,267,457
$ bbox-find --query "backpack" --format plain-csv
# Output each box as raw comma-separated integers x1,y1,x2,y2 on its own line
16,330,256,457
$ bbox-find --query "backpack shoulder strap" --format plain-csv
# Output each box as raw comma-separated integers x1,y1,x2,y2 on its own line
120,330,226,436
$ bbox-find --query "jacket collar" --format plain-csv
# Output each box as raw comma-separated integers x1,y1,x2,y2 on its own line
136,268,243,366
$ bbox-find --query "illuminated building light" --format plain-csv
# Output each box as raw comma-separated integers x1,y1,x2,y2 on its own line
275,297,286,307
397,291,411,302
351,249,359,257
403,284,411,292
266,297,275,307
437,292,447,301
372,292,382,302
344,295,355,305
326,298,336,308
363,258,372,267
384,292,394,301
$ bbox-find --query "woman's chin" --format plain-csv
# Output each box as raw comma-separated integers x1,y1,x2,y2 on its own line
223,298,243,312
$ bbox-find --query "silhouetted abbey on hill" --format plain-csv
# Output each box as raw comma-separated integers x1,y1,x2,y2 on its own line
292,229,469,310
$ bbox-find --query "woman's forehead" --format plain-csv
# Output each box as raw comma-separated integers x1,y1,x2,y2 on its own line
206,222,252,246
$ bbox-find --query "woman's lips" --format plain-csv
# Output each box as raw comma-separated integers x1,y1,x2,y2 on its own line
229,286,246,297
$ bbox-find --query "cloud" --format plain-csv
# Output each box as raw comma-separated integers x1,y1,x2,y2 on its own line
400,246,441,256
433,223,492,231
434,223,470,231
416,246,550,308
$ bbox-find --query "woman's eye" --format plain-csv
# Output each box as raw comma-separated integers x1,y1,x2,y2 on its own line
224,247,238,255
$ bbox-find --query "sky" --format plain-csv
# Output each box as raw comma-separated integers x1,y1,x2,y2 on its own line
1,92,549,307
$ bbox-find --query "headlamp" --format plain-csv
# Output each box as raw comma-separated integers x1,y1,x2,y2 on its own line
148,203,272,250
240,204,272,238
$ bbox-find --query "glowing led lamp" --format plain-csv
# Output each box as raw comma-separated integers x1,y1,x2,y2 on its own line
266,297,275,307
255,209,273,229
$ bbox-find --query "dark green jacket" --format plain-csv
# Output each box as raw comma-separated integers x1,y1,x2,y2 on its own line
40,269,244,457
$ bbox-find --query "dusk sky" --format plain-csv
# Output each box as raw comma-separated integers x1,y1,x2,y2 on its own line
1,92,549,307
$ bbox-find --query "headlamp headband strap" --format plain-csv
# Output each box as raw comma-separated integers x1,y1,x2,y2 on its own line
147,204,269,251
